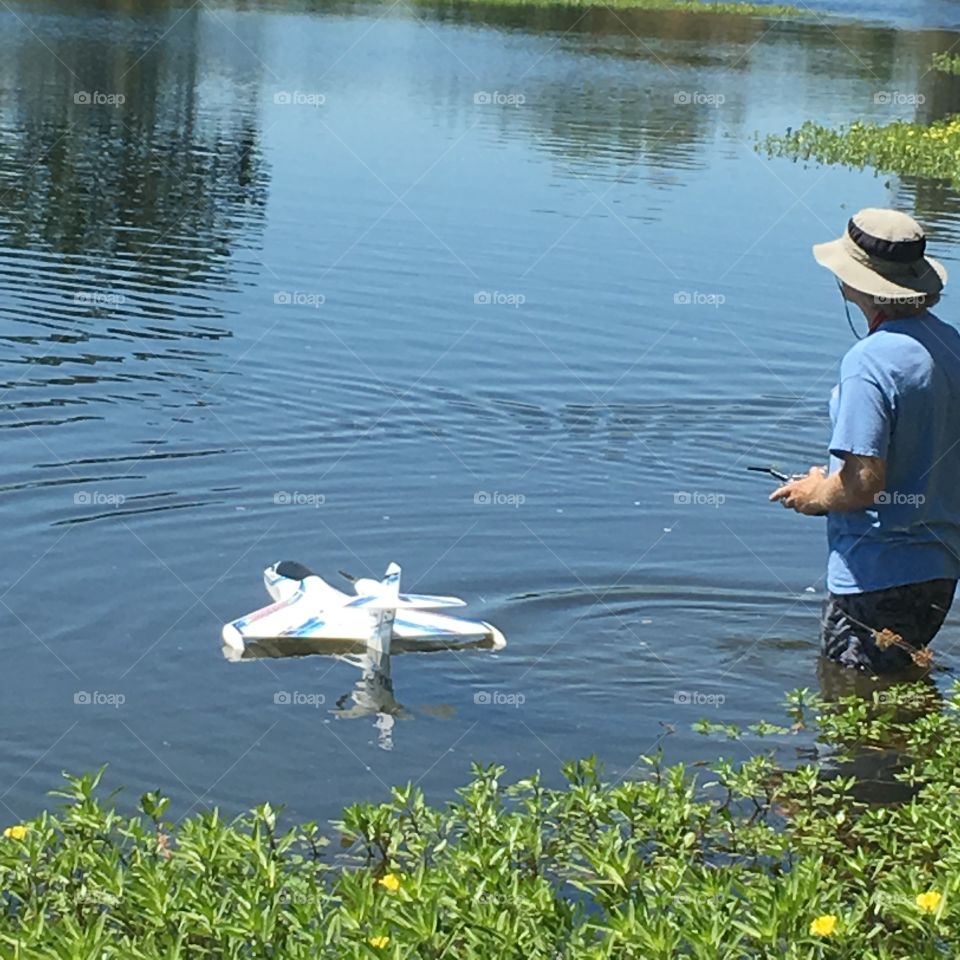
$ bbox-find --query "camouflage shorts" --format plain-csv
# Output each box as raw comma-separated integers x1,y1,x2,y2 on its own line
821,578,957,672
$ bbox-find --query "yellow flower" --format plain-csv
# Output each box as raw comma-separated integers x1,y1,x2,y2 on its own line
368,935,390,948
2,825,28,841
916,890,942,914
377,872,401,893
809,914,838,937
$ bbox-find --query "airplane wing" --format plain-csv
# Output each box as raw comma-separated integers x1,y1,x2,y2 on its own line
221,585,311,656
393,608,506,649
222,566,354,657
399,593,466,608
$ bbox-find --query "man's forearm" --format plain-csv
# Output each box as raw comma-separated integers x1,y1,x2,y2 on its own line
813,471,879,513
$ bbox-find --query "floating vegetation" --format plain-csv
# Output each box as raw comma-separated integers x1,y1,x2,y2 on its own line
931,51,960,75
761,116,960,186
421,0,810,14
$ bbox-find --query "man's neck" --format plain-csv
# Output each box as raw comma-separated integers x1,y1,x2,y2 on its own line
865,309,930,334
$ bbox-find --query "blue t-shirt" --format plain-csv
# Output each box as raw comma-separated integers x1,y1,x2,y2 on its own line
827,312,960,594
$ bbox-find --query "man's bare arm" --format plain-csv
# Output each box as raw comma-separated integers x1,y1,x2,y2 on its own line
769,454,886,515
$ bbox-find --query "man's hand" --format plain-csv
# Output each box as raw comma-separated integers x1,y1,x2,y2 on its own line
770,466,829,516
769,454,886,515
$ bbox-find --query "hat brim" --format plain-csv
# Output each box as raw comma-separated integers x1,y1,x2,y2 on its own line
813,237,947,300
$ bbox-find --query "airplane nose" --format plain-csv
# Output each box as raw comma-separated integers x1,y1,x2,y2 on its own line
484,623,507,650
221,623,245,660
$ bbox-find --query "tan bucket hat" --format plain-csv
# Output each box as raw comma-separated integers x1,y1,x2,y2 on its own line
812,208,947,300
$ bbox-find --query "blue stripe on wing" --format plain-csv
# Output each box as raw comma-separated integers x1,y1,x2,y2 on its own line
285,616,326,637
395,618,445,635
346,595,376,607
395,618,489,636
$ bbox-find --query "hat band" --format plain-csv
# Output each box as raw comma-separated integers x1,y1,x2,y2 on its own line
837,234,942,295
847,218,926,263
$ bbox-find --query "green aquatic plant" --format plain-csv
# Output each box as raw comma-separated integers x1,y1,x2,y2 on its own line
415,0,810,15
761,115,960,186
3,683,960,957
931,52,960,75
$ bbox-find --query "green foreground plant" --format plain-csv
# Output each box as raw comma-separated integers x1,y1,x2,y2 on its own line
2,682,960,958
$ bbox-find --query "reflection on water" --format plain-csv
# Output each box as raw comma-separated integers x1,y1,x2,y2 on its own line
2,0,960,823
0,0,267,433
0,0,269,542
815,657,943,804
245,636,406,752
333,645,403,752
238,630,499,751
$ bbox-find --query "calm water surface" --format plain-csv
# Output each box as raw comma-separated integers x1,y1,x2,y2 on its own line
2,0,960,823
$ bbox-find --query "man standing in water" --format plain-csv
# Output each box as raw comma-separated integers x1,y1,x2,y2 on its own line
771,209,960,672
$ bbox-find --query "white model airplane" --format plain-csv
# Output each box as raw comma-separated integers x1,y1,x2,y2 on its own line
221,560,506,662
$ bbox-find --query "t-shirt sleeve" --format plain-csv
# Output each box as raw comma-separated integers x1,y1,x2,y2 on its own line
829,374,891,460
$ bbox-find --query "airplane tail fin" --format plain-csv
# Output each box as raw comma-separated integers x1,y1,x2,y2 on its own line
370,562,400,656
